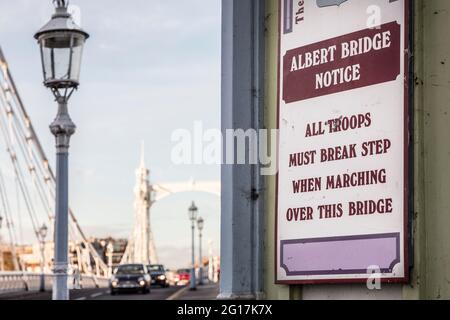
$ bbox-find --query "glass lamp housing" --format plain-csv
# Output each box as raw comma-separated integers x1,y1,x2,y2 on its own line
35,3,89,90
39,223,48,240
188,202,198,221
39,32,86,89
197,217,204,231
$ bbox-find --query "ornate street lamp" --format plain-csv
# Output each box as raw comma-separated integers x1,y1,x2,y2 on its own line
39,223,48,241
38,224,48,292
188,202,198,290
106,242,114,277
35,0,89,93
188,201,198,221
34,0,89,301
197,216,204,285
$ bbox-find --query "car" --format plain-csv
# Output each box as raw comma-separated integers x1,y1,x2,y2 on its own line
174,268,191,286
147,264,169,288
165,270,178,286
110,264,151,295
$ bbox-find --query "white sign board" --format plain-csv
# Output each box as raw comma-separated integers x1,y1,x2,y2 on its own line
276,0,410,284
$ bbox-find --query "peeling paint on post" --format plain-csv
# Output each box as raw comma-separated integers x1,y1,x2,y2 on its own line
220,0,265,300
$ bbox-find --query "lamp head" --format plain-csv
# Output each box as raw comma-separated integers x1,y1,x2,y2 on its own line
34,0,89,98
39,223,48,240
188,201,198,221
197,216,204,231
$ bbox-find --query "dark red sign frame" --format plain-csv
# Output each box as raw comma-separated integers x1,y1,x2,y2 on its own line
275,0,412,285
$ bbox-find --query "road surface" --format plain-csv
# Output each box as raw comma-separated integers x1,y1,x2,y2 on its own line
0,286,182,300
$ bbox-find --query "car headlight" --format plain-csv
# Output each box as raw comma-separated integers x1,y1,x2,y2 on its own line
111,280,118,287
138,277,146,286
157,275,166,280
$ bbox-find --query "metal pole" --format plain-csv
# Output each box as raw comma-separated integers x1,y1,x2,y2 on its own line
51,97,75,301
0,219,3,271
190,220,196,290
219,0,266,300
208,240,213,283
107,243,113,277
0,248,3,271
198,230,203,285
39,240,45,292
108,253,112,276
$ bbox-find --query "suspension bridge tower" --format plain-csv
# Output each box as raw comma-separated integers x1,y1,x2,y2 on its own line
122,145,158,265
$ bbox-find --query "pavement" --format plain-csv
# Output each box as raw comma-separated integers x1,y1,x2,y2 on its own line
0,283,219,300
0,286,180,300
172,283,219,300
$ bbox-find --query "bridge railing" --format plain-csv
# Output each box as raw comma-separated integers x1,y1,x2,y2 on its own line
69,274,110,289
0,272,110,296
0,272,49,294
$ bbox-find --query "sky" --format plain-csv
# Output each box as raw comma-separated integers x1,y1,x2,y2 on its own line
0,0,221,270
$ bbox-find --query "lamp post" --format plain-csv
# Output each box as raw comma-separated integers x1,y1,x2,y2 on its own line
197,216,204,285
188,202,198,290
106,242,114,277
99,239,106,261
38,224,48,292
0,216,3,271
34,0,89,301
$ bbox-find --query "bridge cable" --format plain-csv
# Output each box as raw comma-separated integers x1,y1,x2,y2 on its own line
1,47,108,276
0,99,40,240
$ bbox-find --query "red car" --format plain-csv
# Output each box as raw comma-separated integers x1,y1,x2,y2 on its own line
174,268,191,286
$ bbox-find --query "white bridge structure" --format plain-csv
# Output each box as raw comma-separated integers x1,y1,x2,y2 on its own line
121,144,220,265
0,46,220,294
154,180,220,202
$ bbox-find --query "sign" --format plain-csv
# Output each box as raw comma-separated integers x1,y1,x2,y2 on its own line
276,0,410,283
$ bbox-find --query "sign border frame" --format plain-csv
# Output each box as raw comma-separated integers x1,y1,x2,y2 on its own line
274,0,413,285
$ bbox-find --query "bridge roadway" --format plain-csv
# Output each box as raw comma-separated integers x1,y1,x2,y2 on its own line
0,286,182,300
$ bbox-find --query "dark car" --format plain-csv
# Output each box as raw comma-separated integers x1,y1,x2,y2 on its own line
147,264,169,287
110,264,151,295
